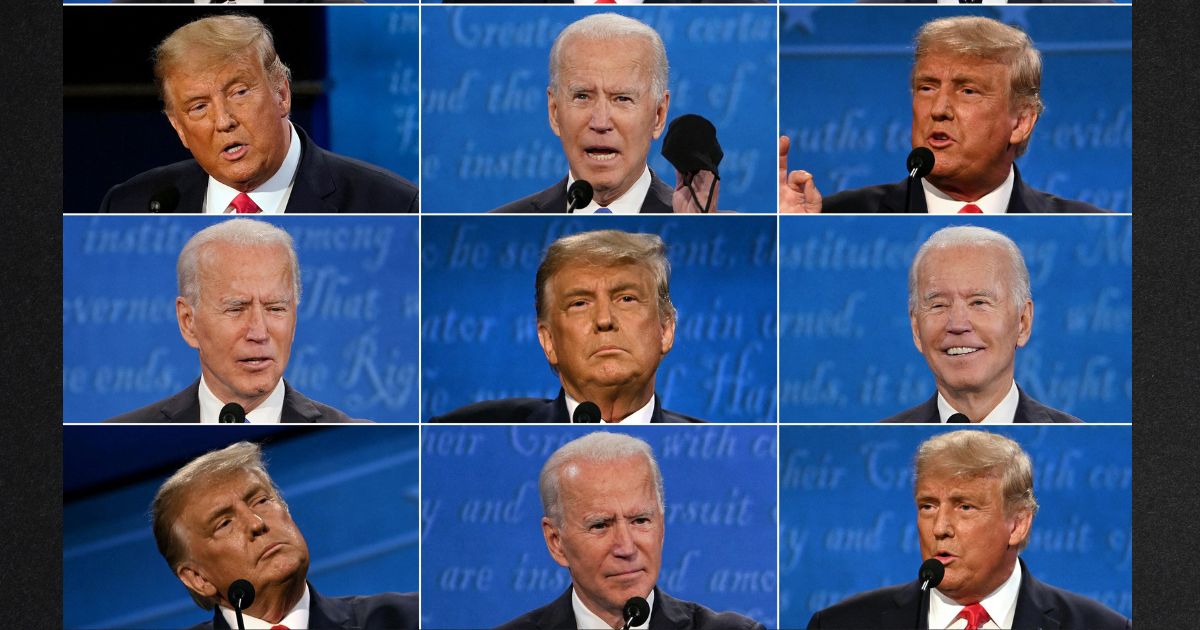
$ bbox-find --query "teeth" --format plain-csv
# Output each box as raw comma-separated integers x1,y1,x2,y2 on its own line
946,347,978,356
224,145,244,154
587,150,617,161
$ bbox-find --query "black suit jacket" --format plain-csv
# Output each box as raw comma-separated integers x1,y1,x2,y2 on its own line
104,378,364,423
823,166,1109,213
430,389,703,423
879,386,1084,423
807,560,1129,630
495,586,764,630
100,125,418,213
190,585,418,630
490,171,674,213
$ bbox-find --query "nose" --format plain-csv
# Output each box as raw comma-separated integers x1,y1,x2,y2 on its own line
589,99,613,133
945,301,972,334
933,509,955,539
930,89,954,121
610,520,636,559
593,299,616,332
213,97,239,133
244,306,270,342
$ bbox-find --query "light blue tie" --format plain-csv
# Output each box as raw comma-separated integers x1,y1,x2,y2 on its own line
594,207,612,214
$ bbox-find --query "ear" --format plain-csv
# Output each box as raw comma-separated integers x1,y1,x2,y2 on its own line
177,297,201,350
660,315,676,356
1015,299,1034,348
537,320,558,368
542,517,570,569
547,88,562,138
1007,508,1033,549
1008,106,1038,149
166,111,189,151
176,562,219,602
651,90,671,140
277,78,292,118
910,311,925,354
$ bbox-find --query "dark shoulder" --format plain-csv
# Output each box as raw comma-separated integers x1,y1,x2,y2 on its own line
662,408,706,424
676,601,764,629
823,182,897,213
100,159,201,212
490,191,545,213
430,398,556,423
1028,577,1131,628
340,592,420,629
317,148,419,213
103,399,168,423
807,583,907,628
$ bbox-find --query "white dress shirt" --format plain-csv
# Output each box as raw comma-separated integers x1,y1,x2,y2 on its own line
928,560,1022,629
565,392,656,424
571,587,654,630
204,123,301,214
198,375,286,424
219,582,310,629
923,166,1015,214
936,381,1020,424
568,166,653,214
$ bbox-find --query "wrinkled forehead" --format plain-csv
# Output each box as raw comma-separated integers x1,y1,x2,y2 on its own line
556,36,655,87
196,241,294,282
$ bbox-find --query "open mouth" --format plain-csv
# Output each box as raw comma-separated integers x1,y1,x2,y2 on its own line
945,347,980,356
935,551,956,564
928,132,954,149
585,146,620,162
239,357,274,370
222,143,248,159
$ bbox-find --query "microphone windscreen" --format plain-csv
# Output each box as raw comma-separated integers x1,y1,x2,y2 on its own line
661,114,723,177
623,596,650,627
906,147,935,179
228,579,256,610
149,185,179,213
947,413,971,423
918,558,945,591
573,401,602,423
567,180,594,211
219,402,247,424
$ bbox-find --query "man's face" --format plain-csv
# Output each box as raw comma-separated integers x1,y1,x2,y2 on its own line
916,471,1031,603
537,263,675,400
910,50,1037,196
910,245,1032,400
177,242,297,409
164,55,292,192
548,36,670,206
543,456,664,622
173,470,309,608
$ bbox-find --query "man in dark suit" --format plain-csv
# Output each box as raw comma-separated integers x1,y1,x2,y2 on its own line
104,219,361,423
808,430,1129,630
152,442,418,629
780,15,1109,214
432,230,701,423
497,432,763,630
883,225,1082,423
100,13,416,213
491,13,714,214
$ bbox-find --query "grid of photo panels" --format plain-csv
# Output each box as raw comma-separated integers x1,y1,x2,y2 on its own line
63,0,1131,628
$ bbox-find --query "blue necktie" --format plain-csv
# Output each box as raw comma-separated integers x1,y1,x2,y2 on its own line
594,207,612,214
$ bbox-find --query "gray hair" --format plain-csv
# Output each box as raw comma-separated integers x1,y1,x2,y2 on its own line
154,14,292,111
151,441,286,610
535,229,675,324
913,16,1043,157
914,430,1039,550
549,13,669,105
177,218,301,308
908,225,1031,316
539,432,664,528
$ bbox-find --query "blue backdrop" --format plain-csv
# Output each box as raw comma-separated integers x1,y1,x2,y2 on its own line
421,6,778,213
63,425,419,630
422,215,778,422
421,424,777,629
779,215,1132,422
779,425,1132,626
63,215,420,422
780,6,1132,212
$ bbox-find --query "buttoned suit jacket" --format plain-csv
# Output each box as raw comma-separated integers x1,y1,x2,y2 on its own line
822,166,1109,213
104,378,364,423
806,560,1130,630
489,171,674,213
879,386,1084,423
495,586,764,630
430,389,704,423
100,126,418,213
189,585,418,630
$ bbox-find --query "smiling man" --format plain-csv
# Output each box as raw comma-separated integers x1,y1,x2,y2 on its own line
106,219,360,423
431,229,700,423
152,441,417,629
100,14,416,213
779,16,1109,214
807,430,1129,630
498,432,762,630
881,225,1081,423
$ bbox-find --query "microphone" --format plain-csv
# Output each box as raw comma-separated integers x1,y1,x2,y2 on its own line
572,401,602,423
219,402,247,424
567,180,594,212
904,147,934,213
228,579,255,630
661,114,723,213
149,185,179,213
947,413,971,423
621,596,650,630
916,559,944,630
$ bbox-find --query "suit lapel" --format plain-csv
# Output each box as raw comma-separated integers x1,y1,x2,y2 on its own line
532,177,571,213
307,585,353,629
1012,563,1062,630
878,179,924,213
163,378,202,422
178,165,209,214
285,127,340,214
882,582,926,629
916,393,940,423
1013,386,1051,423
529,390,571,422
282,381,322,423
641,170,675,214
649,588,688,630
650,396,666,423
537,587,578,629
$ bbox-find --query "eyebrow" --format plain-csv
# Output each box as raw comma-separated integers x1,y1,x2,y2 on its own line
201,482,268,527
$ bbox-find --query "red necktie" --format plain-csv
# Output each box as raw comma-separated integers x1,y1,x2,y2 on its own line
270,625,290,630
958,203,982,214
955,603,991,630
595,0,616,3
227,192,262,214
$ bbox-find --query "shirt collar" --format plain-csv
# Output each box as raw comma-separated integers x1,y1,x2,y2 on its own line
564,392,656,424
198,375,286,424
922,165,1015,215
218,582,310,630
570,586,654,630
928,559,1022,629
936,380,1020,424
204,122,302,214
567,166,652,214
